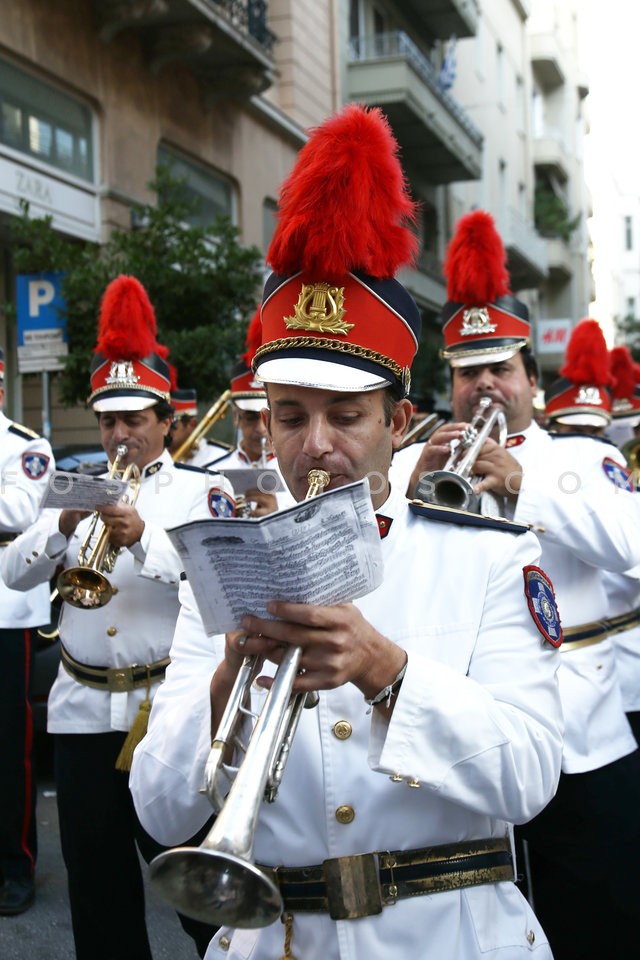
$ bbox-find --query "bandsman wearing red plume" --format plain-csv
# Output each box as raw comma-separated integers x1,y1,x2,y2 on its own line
597,344,640,755
1,276,231,960
131,106,564,960
607,343,640,451
544,318,614,434
407,210,640,959
168,387,232,468
204,309,291,515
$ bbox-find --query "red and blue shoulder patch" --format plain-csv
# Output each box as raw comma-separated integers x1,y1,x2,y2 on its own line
523,565,563,647
602,457,634,492
208,488,236,518
21,451,50,479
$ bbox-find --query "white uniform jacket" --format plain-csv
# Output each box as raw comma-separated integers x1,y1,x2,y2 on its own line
130,483,563,960
0,450,230,733
0,411,54,627
183,439,232,469
507,424,640,772
602,564,640,714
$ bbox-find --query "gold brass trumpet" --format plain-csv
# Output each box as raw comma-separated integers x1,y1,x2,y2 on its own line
149,468,330,928
414,396,507,512
172,389,232,464
56,445,141,609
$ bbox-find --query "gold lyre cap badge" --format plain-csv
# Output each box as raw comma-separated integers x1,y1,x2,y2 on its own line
285,282,353,336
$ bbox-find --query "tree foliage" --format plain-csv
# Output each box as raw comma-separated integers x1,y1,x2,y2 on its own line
616,313,640,362
5,166,264,406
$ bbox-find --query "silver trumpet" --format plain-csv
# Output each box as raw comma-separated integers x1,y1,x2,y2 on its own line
414,397,507,512
149,468,330,929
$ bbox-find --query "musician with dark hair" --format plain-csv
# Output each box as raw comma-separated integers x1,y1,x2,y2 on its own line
130,106,563,960
407,215,640,959
1,276,231,960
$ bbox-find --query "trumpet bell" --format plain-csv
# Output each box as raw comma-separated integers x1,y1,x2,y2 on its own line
149,848,282,928
417,470,478,512
56,566,115,609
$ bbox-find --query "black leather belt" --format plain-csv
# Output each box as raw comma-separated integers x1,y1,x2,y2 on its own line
261,837,513,920
60,644,169,692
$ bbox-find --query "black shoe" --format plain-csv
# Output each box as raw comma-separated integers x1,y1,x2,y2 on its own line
0,877,35,916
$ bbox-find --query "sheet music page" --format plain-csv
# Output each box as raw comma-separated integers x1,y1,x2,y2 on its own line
167,478,383,635
40,471,128,510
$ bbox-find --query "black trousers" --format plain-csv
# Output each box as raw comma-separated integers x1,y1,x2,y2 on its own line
515,748,640,960
0,627,37,883
55,731,216,960
55,732,155,960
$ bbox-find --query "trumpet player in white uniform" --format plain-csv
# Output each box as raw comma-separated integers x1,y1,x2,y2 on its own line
1,276,231,960
130,106,564,960
403,213,640,960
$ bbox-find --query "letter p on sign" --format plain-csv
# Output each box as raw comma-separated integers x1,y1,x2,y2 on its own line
29,279,56,317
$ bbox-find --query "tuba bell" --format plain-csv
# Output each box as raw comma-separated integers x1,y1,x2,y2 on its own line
621,436,640,487
414,396,507,512
149,468,330,929
56,445,141,609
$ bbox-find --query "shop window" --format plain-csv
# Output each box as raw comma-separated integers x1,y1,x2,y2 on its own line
0,57,94,182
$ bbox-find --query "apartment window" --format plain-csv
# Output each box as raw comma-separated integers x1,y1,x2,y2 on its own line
0,57,93,181
157,146,235,228
496,44,505,109
349,0,360,41
624,215,633,252
515,75,525,134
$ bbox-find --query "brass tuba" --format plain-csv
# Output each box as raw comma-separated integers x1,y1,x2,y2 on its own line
172,389,232,464
149,468,330,928
621,437,640,487
56,445,141,609
414,396,507,512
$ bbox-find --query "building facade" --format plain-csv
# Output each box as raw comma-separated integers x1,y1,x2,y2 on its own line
0,0,593,441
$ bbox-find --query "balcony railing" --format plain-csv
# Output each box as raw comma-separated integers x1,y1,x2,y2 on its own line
349,32,483,149
208,0,276,55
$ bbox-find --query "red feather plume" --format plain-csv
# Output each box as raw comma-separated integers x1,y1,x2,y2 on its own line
267,104,418,278
560,319,612,386
95,275,158,360
241,308,262,366
610,345,639,398
444,211,511,303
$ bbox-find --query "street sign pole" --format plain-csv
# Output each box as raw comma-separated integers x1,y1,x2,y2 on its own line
41,370,51,440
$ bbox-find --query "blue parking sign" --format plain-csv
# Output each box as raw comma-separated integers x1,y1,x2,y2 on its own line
16,272,68,373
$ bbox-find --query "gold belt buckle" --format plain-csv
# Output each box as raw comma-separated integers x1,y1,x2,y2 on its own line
323,853,382,920
106,665,136,692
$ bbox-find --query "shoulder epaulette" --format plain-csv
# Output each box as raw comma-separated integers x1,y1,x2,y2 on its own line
409,499,531,534
548,431,613,447
9,421,40,441
203,449,235,469
205,438,233,452
174,462,212,475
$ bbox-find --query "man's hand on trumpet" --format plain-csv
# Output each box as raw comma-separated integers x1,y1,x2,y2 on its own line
405,421,466,498
97,502,145,548
471,438,523,500
58,509,92,540
234,600,407,708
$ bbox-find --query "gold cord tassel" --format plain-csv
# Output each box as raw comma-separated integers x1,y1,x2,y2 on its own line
115,671,151,772
277,912,298,960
